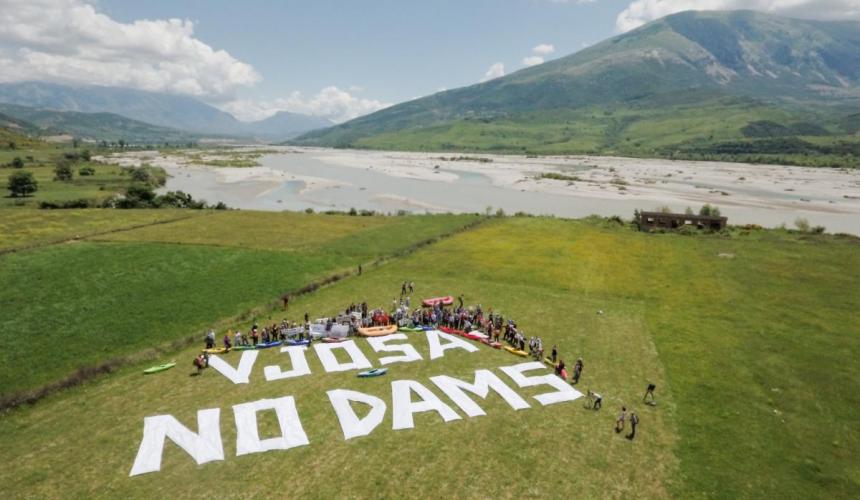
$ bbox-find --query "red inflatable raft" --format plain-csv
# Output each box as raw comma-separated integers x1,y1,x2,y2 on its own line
422,296,454,307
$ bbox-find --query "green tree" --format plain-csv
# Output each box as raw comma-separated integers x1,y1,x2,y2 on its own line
54,160,74,181
81,149,92,161
7,171,38,197
699,204,721,217
11,157,24,169
8,141,16,150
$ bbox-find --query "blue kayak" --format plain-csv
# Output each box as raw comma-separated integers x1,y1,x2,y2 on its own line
357,368,388,378
286,339,311,346
255,341,283,349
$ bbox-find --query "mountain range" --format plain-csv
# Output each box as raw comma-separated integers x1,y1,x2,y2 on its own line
293,10,860,165
0,82,332,142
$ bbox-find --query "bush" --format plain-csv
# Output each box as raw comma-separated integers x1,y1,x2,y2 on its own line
794,217,811,232
7,171,38,197
812,225,826,234
304,207,314,214
78,166,96,176
359,209,376,216
54,160,74,181
39,199,93,209
10,157,24,169
699,204,721,217
348,207,358,216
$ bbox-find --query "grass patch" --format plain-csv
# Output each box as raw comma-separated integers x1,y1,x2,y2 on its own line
0,216,857,498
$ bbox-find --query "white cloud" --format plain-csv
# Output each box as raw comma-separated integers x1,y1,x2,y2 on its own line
532,44,556,56
0,0,259,99
481,62,506,82
616,0,860,32
522,56,545,67
221,86,391,123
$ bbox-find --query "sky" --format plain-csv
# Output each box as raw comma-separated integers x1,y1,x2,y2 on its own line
1,0,858,122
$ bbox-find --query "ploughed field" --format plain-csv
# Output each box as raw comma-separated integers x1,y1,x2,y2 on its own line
0,211,857,499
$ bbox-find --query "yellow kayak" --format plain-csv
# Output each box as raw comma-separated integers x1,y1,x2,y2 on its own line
202,347,229,354
357,325,398,337
504,346,529,357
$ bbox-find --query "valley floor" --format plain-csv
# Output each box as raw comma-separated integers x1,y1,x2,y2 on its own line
0,210,858,498
104,147,860,235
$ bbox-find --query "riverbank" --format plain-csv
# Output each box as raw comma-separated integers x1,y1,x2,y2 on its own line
99,147,860,234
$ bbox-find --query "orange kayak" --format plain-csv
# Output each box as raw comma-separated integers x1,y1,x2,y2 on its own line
357,325,398,337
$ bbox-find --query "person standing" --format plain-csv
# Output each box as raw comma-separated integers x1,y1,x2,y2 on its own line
358,264,362,275
551,345,558,363
627,412,639,440
205,329,215,349
458,294,464,309
615,406,627,433
282,294,290,311
572,358,584,384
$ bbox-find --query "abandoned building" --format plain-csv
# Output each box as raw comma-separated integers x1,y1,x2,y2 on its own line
639,211,728,232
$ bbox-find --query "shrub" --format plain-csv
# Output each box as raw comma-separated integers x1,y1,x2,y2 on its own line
794,217,811,232
54,160,74,181
7,171,38,197
11,157,24,169
78,166,96,176
348,207,358,216
699,204,721,217
304,207,314,214
39,199,93,209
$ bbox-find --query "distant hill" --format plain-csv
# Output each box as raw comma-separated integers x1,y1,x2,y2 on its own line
293,10,860,166
244,111,333,140
0,103,194,144
0,82,330,141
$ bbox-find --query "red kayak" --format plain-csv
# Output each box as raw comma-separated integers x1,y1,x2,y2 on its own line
480,338,502,349
440,326,483,342
422,296,454,307
322,337,348,343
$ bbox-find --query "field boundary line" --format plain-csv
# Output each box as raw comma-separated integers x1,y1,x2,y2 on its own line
0,215,489,412
0,211,210,257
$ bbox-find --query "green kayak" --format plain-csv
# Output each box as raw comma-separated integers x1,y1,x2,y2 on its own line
398,327,424,333
234,345,257,351
143,362,176,374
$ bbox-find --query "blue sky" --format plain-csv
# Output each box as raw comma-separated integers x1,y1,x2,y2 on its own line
1,0,854,121
96,0,629,119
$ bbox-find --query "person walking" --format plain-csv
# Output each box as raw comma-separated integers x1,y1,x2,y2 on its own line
615,406,627,433
627,412,639,440
643,383,656,404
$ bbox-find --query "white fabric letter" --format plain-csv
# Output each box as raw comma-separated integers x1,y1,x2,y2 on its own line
425,329,479,360
391,379,461,430
207,351,259,385
430,369,530,417
129,408,223,476
499,362,583,406
327,389,387,440
264,346,311,381
366,334,423,366
313,340,373,373
232,396,309,456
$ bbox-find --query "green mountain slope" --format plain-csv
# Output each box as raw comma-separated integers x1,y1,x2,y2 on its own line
0,103,195,144
294,10,860,166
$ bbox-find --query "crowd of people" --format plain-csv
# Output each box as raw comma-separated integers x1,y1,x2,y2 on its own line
196,280,656,440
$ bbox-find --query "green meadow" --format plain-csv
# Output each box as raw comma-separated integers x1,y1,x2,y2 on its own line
0,213,857,498
0,210,479,398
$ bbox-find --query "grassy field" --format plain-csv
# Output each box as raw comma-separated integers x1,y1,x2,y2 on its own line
0,208,201,251
0,210,479,398
0,215,857,498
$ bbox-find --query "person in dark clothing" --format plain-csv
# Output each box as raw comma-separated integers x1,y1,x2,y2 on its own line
458,294,464,309
627,412,639,440
304,312,309,323
572,358,583,384
282,294,290,311
401,282,407,296
551,345,558,363
643,383,656,404
358,264,362,275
